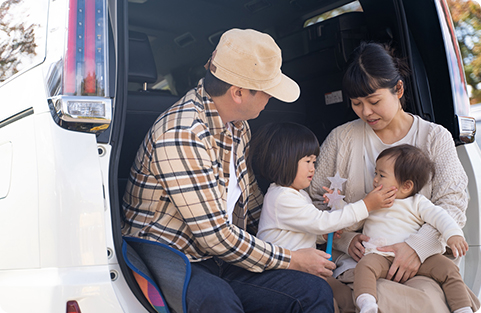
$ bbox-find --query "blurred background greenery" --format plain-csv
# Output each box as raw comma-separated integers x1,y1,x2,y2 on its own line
448,0,481,104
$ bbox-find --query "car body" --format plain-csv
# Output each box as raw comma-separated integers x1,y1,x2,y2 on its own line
0,0,480,312
471,103,481,148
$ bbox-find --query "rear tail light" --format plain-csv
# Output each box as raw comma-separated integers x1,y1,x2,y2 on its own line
51,96,112,132
64,0,107,96
457,116,476,144
66,300,82,313
49,0,111,134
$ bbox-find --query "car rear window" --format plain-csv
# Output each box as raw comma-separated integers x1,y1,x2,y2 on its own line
304,0,363,27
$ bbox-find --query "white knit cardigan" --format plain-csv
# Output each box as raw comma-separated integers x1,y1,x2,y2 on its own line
308,116,468,265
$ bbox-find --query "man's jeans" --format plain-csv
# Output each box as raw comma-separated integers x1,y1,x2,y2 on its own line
186,257,334,313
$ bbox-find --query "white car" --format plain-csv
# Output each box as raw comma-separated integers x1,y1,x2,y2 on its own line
471,103,481,148
0,0,480,312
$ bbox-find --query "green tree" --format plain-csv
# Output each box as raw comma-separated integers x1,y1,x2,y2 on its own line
0,0,37,82
447,0,481,103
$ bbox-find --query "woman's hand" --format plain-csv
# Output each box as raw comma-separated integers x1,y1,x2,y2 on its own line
290,248,336,279
376,242,421,283
348,233,370,262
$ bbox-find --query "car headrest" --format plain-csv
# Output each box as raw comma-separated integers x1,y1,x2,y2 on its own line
128,31,158,84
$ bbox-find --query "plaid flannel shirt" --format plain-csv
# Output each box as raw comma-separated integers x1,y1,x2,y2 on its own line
122,79,291,272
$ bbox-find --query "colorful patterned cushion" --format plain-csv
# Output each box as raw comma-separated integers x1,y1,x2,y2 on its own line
132,270,169,313
122,237,191,313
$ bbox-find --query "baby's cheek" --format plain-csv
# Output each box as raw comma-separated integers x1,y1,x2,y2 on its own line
380,184,398,194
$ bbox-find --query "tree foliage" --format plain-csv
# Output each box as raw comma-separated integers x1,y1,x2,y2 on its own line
447,0,481,103
0,0,37,82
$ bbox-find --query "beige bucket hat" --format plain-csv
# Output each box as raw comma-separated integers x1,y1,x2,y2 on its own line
205,28,300,103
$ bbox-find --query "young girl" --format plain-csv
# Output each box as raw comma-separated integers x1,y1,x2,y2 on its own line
250,121,396,252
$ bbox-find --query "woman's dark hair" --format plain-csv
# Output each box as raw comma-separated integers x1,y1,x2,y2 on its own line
342,42,410,108
377,144,435,196
249,122,320,187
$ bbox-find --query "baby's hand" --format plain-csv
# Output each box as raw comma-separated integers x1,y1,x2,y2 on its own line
363,185,397,212
447,235,469,258
322,230,343,240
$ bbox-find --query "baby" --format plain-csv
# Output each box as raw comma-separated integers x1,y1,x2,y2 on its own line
353,144,474,313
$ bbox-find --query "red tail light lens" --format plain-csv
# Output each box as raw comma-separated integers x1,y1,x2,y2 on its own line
66,300,82,313
64,0,77,95
63,0,108,96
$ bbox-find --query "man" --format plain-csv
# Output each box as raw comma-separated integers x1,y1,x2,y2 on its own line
123,28,335,313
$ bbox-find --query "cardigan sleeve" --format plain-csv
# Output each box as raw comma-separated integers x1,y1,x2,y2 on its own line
308,126,341,209
405,123,468,262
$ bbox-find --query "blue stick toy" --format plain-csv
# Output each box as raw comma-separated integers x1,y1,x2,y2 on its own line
325,172,347,262
326,232,333,261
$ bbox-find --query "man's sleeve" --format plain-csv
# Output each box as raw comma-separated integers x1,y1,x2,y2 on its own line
245,166,264,236
153,128,291,272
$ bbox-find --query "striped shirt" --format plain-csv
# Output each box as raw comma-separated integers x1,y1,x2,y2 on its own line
122,79,291,272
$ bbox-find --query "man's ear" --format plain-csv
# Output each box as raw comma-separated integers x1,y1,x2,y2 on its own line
230,86,243,104
401,180,414,195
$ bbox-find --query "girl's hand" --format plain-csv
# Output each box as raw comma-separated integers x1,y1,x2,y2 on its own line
322,186,340,204
348,233,369,262
363,185,397,212
322,230,343,241
447,235,469,258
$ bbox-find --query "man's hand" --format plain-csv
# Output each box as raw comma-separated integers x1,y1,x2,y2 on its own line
376,242,421,283
348,233,369,262
290,248,336,279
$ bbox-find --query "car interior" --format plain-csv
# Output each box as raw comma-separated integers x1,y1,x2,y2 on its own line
113,0,450,310
118,0,400,196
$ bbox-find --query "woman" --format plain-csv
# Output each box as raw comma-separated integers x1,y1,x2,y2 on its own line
309,42,480,312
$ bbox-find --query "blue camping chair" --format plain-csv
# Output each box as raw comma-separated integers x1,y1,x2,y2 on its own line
122,237,191,313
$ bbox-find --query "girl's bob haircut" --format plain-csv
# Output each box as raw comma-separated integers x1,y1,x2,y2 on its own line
249,122,320,187
342,41,410,108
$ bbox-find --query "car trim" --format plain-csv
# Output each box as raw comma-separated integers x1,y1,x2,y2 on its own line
0,108,34,129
